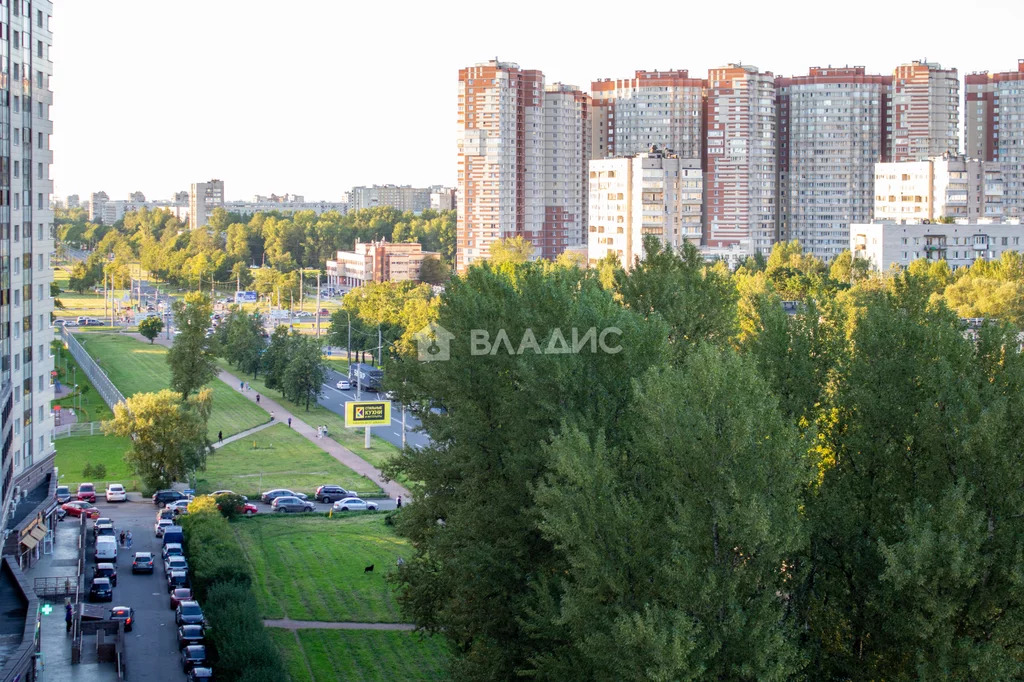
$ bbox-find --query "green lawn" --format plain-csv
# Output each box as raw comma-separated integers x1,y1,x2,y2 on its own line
53,434,139,492
76,333,269,439
51,348,114,423
235,515,408,622
291,630,449,682
198,424,381,499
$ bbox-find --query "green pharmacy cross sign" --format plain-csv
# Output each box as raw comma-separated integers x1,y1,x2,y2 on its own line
40,603,53,616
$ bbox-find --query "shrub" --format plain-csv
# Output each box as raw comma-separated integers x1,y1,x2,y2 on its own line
93,463,107,480
205,581,286,680
213,492,246,520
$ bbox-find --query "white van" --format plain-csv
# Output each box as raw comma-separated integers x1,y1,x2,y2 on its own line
95,536,117,562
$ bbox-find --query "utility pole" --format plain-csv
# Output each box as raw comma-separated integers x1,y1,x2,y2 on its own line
377,325,382,366
347,313,351,365
236,269,240,293
104,269,108,320
300,269,304,310
315,276,322,339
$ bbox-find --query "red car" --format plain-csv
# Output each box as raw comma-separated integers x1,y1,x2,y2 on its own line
77,483,97,503
318,308,329,316
62,501,101,519
242,502,258,516
170,587,193,609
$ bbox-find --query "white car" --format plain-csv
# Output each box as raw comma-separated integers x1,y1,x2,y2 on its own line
336,379,351,390
155,519,174,537
332,497,378,512
166,499,192,515
105,484,127,503
211,490,248,502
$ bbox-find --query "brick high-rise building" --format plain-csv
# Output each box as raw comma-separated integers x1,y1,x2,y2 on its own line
966,61,1024,217
776,67,891,260
589,70,705,160
891,61,959,162
703,64,777,256
456,60,589,270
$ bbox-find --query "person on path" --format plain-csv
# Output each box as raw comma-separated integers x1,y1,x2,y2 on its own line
126,530,133,549
256,394,260,405
218,430,223,442
119,530,126,547
287,417,292,428
65,602,73,634
397,496,402,509
240,380,244,390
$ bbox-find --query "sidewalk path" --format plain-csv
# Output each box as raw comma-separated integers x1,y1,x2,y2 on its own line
212,420,274,449
263,619,415,631
127,333,410,500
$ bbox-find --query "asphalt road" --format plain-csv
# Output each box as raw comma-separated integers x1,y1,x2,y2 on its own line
317,368,432,451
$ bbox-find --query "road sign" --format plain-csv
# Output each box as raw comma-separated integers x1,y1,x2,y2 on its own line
235,291,258,303
344,400,391,427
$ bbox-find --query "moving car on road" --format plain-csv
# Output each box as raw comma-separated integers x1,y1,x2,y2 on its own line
109,606,134,632
181,644,208,672
332,497,379,512
105,484,127,502
152,489,189,507
62,501,100,519
177,624,204,649
315,485,355,503
77,483,97,503
131,552,154,574
260,488,307,504
88,577,113,602
176,601,205,626
272,496,316,513
336,378,351,390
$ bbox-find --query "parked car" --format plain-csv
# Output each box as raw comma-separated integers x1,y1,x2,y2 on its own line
55,485,71,504
77,483,97,503
162,543,184,561
186,667,214,681
336,378,351,390
164,556,189,575
332,497,379,512
163,526,184,546
181,644,208,672
94,562,118,586
88,577,113,602
272,496,316,513
177,624,205,649
105,484,127,502
62,501,100,519
241,502,258,516
94,536,118,562
109,606,134,632
319,308,330,316
131,552,154,574
166,499,192,515
153,490,189,507
211,490,247,502
155,519,174,537
93,518,115,538
167,570,189,592
176,601,205,626
296,310,313,318
170,587,193,610
260,489,307,504
156,508,175,522
315,485,355,504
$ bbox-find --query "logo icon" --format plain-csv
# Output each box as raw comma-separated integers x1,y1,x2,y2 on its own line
414,323,455,362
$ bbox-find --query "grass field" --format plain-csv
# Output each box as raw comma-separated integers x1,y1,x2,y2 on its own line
235,514,408,622
51,349,114,423
268,629,450,682
197,424,381,499
76,333,269,439
53,434,139,491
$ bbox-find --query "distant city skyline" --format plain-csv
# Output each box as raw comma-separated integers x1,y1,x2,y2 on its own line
52,0,1023,200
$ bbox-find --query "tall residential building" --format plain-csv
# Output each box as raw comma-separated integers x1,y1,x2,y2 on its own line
349,184,431,213
1,0,56,536
587,148,703,268
589,70,705,160
189,178,225,228
542,83,590,258
704,64,777,256
852,219,1024,272
429,186,456,211
776,67,891,260
88,190,108,223
66,194,80,209
874,153,1005,222
891,61,959,162
966,61,1024,218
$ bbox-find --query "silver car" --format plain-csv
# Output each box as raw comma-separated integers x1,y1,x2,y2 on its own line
271,496,315,513
331,497,378,512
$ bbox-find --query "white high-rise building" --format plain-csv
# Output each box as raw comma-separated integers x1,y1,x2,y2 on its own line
543,83,590,254
874,154,1006,223
189,179,225,228
852,219,1024,272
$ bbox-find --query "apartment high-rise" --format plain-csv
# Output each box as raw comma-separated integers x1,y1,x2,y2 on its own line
349,184,431,213
704,64,777,256
542,83,590,257
1,0,56,534
891,61,959,162
589,70,705,160
776,67,891,260
874,153,1005,222
189,179,225,228
966,61,1024,218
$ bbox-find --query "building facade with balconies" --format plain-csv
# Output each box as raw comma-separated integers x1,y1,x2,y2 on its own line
851,219,1024,271
874,153,1005,222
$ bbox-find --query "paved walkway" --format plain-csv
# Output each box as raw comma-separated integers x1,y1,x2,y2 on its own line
212,420,274,449
127,333,410,500
263,619,415,631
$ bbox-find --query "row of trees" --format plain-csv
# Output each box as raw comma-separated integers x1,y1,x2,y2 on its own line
384,238,1024,680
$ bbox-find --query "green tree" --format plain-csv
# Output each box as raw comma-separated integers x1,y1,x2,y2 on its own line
281,335,327,410
828,250,871,285
167,292,217,397
418,256,449,284
224,311,265,378
261,325,293,392
488,235,534,266
105,388,212,491
138,316,164,343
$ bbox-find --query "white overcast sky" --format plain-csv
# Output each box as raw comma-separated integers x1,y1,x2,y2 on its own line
52,0,1022,202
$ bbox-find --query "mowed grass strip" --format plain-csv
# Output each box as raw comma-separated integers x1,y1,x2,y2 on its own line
75,333,268,439
266,629,309,682
198,424,380,499
235,514,408,623
54,434,139,491
298,630,450,682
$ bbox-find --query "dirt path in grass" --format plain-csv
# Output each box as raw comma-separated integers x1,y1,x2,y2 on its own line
264,619,416,631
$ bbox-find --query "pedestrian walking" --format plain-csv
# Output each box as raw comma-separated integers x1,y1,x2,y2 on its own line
288,417,292,428
119,530,126,547
240,380,244,390
218,430,223,442
396,495,402,509
317,426,323,439
65,602,73,634
256,394,260,405
126,531,133,549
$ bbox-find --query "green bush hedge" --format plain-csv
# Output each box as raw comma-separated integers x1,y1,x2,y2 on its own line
180,510,285,680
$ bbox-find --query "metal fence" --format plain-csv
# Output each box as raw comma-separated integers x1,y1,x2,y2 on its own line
53,421,106,439
60,327,125,409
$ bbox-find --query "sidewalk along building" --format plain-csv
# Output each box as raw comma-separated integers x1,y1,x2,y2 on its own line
850,218,1024,271
325,238,440,288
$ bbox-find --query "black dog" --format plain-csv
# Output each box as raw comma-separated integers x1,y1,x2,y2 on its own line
364,564,374,573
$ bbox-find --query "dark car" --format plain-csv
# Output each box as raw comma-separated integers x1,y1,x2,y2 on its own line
156,508,175,522
186,667,214,681
170,587,193,609
271,496,315,513
109,606,134,632
260,488,305,504
55,485,72,504
93,518,115,539
153,489,189,507
94,562,117,586
167,570,189,592
131,552,154,574
77,483,97,503
176,601,205,626
314,485,355,504
181,644,208,672
177,624,205,649
88,577,113,602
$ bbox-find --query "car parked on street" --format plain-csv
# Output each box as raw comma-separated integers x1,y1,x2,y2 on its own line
152,489,189,507
131,552,154,574
156,508,175,522
181,644,208,672
315,485,355,504
162,543,184,561
167,499,192,516
332,497,379,512
164,556,189,575
176,601,205,626
167,570,189,592
93,518,115,539
105,484,127,502
109,606,134,632
61,501,101,519
94,562,117,586
55,485,71,504
241,502,259,516
170,587,193,610
260,488,307,504
186,666,214,681
177,624,205,649
77,483,97,503
272,496,316,513
211,490,247,501
88,577,113,602
94,536,118,562
155,519,174,537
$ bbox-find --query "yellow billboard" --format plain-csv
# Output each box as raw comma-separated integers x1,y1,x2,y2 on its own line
344,400,391,428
